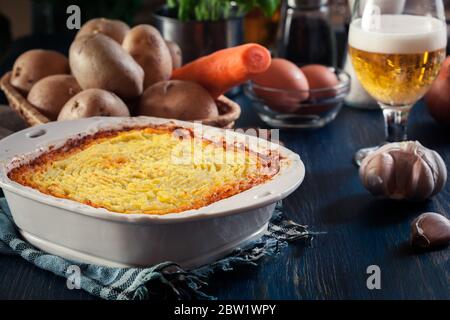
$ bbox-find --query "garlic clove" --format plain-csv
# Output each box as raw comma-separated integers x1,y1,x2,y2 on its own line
411,212,450,248
391,149,418,199
409,156,434,201
361,153,394,196
427,149,447,197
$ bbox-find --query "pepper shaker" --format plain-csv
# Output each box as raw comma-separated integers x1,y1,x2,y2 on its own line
277,0,337,66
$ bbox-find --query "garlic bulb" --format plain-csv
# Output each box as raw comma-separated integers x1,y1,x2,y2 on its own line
359,141,447,201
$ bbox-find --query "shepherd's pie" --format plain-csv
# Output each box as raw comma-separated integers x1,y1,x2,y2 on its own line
8,126,278,215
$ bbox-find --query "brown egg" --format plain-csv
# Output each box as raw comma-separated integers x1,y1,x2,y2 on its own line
251,58,309,113
301,64,339,99
298,64,340,115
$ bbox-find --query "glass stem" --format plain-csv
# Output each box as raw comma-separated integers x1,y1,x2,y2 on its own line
381,104,412,143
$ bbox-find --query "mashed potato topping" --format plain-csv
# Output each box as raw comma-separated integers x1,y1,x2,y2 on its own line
8,126,277,215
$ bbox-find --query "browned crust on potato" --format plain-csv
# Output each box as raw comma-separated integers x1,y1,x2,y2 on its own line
8,124,279,215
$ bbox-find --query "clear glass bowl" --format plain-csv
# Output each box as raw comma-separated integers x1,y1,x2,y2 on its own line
244,68,351,129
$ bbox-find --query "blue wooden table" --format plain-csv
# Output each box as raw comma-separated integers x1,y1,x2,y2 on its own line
0,36,449,300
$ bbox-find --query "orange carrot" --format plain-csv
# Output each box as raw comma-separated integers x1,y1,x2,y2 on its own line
171,44,271,99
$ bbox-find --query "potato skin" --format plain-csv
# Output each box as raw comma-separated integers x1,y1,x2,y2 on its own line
76,18,130,44
165,40,183,69
138,80,218,120
122,25,172,89
27,75,81,120
69,33,144,99
58,89,130,121
11,49,70,93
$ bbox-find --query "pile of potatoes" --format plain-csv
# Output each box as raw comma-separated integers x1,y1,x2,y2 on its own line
10,18,219,122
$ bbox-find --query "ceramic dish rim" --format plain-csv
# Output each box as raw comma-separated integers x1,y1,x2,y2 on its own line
0,116,305,225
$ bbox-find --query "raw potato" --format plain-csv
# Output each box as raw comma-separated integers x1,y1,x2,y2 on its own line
11,49,70,93
27,75,81,120
165,40,183,69
138,80,218,120
58,89,130,121
123,25,172,89
76,18,130,44
69,33,144,99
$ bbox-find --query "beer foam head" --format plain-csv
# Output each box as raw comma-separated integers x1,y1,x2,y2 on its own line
349,15,447,54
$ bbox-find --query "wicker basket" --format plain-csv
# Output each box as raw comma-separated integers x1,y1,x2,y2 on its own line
0,71,241,129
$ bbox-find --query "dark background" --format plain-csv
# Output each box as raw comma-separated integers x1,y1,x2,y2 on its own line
0,0,350,58
0,0,449,300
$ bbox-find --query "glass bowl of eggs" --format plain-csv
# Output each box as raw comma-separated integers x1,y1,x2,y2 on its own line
244,59,351,129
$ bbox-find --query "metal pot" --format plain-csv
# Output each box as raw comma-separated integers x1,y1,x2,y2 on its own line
152,6,244,64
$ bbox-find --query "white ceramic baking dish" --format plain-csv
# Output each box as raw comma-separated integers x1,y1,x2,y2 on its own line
0,117,305,268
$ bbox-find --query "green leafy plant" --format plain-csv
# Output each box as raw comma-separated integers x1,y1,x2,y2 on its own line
167,0,280,22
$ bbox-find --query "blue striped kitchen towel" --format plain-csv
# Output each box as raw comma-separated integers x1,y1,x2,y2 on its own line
0,198,314,300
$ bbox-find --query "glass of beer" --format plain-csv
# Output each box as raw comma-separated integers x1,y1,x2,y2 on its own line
349,0,447,165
